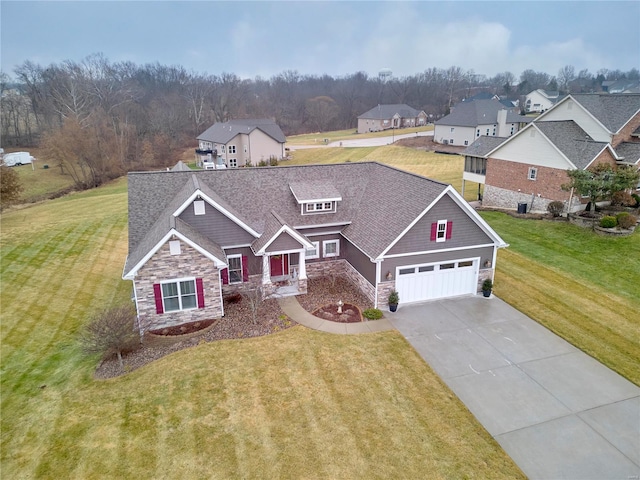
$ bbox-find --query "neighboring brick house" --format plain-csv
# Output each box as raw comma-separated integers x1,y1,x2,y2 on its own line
524,89,561,113
123,163,507,334
195,119,286,168
465,93,640,212
434,99,531,147
357,104,427,134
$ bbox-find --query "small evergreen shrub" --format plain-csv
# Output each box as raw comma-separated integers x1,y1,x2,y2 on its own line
225,293,242,304
599,216,617,228
617,213,637,229
547,201,564,217
632,194,640,208
363,308,383,320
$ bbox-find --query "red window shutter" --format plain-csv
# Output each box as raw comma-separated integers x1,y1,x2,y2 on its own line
446,221,453,239
242,256,249,282
221,268,229,285
153,283,164,314
430,222,437,241
196,278,205,309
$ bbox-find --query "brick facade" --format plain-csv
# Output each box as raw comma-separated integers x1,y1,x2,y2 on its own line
612,113,640,147
134,241,223,333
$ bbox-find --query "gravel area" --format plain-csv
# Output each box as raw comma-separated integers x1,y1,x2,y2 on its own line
94,275,371,379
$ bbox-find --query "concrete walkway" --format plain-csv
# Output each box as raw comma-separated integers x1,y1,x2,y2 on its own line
389,296,640,480
277,296,394,334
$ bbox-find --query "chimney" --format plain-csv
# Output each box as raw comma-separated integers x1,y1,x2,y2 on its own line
496,109,508,137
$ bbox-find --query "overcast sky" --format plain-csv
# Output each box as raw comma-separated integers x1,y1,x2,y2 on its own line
2,1,639,81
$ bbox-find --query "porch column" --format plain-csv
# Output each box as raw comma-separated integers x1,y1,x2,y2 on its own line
298,249,307,279
262,255,271,284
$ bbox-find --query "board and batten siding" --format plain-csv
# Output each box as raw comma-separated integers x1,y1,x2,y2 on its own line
387,194,492,256
178,200,256,247
381,246,494,282
266,231,304,252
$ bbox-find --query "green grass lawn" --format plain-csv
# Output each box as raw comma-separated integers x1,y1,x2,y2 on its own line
285,125,433,145
12,161,76,203
483,212,640,385
0,180,524,479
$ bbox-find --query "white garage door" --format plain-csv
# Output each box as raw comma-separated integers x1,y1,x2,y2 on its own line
395,259,479,304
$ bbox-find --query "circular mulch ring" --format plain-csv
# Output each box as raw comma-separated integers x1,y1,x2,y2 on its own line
312,303,362,323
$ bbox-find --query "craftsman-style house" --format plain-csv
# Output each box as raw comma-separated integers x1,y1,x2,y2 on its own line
123,163,507,333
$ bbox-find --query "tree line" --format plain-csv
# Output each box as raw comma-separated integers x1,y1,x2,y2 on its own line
1,53,638,189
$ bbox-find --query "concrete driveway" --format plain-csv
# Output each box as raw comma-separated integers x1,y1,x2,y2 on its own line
389,295,640,480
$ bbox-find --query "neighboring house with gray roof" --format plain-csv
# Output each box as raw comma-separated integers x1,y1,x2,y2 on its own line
357,104,427,133
195,119,286,168
434,99,530,147
524,89,561,113
123,162,507,334
469,93,640,212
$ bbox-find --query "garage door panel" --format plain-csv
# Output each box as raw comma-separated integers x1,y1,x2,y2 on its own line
396,258,479,304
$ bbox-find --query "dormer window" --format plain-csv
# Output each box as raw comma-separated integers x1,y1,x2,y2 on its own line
289,181,342,216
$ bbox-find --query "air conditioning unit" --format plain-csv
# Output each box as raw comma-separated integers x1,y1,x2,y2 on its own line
443,139,449,145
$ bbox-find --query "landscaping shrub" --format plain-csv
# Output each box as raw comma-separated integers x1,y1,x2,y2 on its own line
617,212,637,229
362,308,383,320
632,193,640,208
611,191,634,207
599,216,617,228
547,201,564,217
225,292,242,304
80,305,140,369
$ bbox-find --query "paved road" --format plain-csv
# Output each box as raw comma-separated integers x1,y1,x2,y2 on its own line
389,295,640,480
287,130,433,150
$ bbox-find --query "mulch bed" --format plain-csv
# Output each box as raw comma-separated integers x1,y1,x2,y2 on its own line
93,275,373,379
312,303,362,323
149,319,216,336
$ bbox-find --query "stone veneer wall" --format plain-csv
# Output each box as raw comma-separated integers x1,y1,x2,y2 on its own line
134,241,222,333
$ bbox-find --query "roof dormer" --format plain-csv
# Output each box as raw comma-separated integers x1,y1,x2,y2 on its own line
289,182,342,215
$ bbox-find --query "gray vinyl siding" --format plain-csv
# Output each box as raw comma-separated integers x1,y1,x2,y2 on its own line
343,239,376,285
381,246,494,282
223,246,262,275
266,232,303,252
179,200,256,247
387,194,492,255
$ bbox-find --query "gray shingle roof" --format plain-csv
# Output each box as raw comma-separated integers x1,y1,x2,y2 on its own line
358,104,423,120
435,99,531,127
570,94,640,133
615,142,640,164
463,136,509,157
197,119,286,144
289,182,343,203
126,163,450,272
535,121,609,169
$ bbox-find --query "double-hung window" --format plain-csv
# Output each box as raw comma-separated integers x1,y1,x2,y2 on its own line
528,167,537,180
431,220,452,243
229,145,236,154
228,255,243,284
162,279,197,312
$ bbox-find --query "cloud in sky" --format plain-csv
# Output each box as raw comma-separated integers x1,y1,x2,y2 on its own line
1,1,638,80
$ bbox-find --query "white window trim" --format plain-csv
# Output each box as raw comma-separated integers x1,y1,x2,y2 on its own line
436,219,448,243
322,239,340,258
227,254,243,284
228,158,238,168
229,145,236,154
528,167,538,181
161,277,197,312
306,241,320,260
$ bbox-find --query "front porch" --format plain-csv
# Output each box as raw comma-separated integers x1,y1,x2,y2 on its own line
262,253,308,299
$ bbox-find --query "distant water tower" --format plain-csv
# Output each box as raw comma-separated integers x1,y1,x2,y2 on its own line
379,68,392,82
